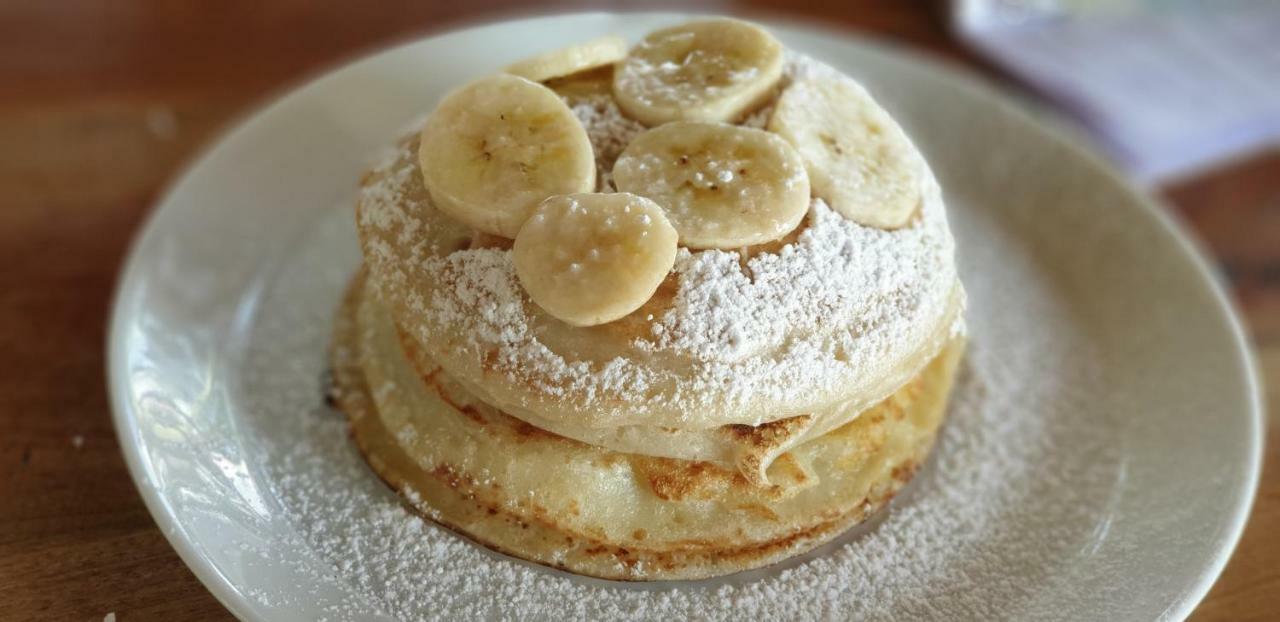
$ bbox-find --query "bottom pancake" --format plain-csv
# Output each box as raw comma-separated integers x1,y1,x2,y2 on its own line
329,273,965,581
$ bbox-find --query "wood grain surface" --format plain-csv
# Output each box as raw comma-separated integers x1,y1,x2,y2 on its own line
0,2,1274,620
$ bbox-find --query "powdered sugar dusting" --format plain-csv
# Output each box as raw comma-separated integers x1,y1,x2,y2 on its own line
359,54,961,426
116,18,1226,620
569,95,646,190
424,247,653,402
240,198,1120,620
189,33,1114,620
651,196,950,378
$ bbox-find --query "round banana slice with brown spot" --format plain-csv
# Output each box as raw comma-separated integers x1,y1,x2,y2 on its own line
613,19,784,126
612,121,809,249
505,36,628,83
513,192,677,327
768,78,924,229
419,74,595,238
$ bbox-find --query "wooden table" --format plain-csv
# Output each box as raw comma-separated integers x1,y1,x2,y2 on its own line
0,2,1274,620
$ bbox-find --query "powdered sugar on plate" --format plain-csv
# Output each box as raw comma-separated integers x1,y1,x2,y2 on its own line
236,199,1121,620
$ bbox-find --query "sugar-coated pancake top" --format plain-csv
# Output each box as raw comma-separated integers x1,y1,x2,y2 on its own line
357,54,964,430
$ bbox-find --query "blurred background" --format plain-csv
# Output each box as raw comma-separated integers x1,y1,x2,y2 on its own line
1,1,1275,620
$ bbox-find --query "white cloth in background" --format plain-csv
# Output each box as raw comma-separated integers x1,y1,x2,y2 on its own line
954,1,1280,182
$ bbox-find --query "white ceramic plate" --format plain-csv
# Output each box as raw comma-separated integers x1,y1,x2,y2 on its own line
108,12,1263,621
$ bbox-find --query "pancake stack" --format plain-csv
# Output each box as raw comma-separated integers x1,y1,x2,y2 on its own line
332,18,966,581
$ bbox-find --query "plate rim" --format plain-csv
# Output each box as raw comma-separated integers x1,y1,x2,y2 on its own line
106,11,1265,621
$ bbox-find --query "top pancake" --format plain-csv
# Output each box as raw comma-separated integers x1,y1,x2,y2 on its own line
356,55,964,431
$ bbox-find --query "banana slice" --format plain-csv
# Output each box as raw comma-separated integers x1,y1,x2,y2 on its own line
613,19,784,126
513,193,677,327
506,36,628,83
768,78,923,229
612,121,809,249
419,74,595,238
